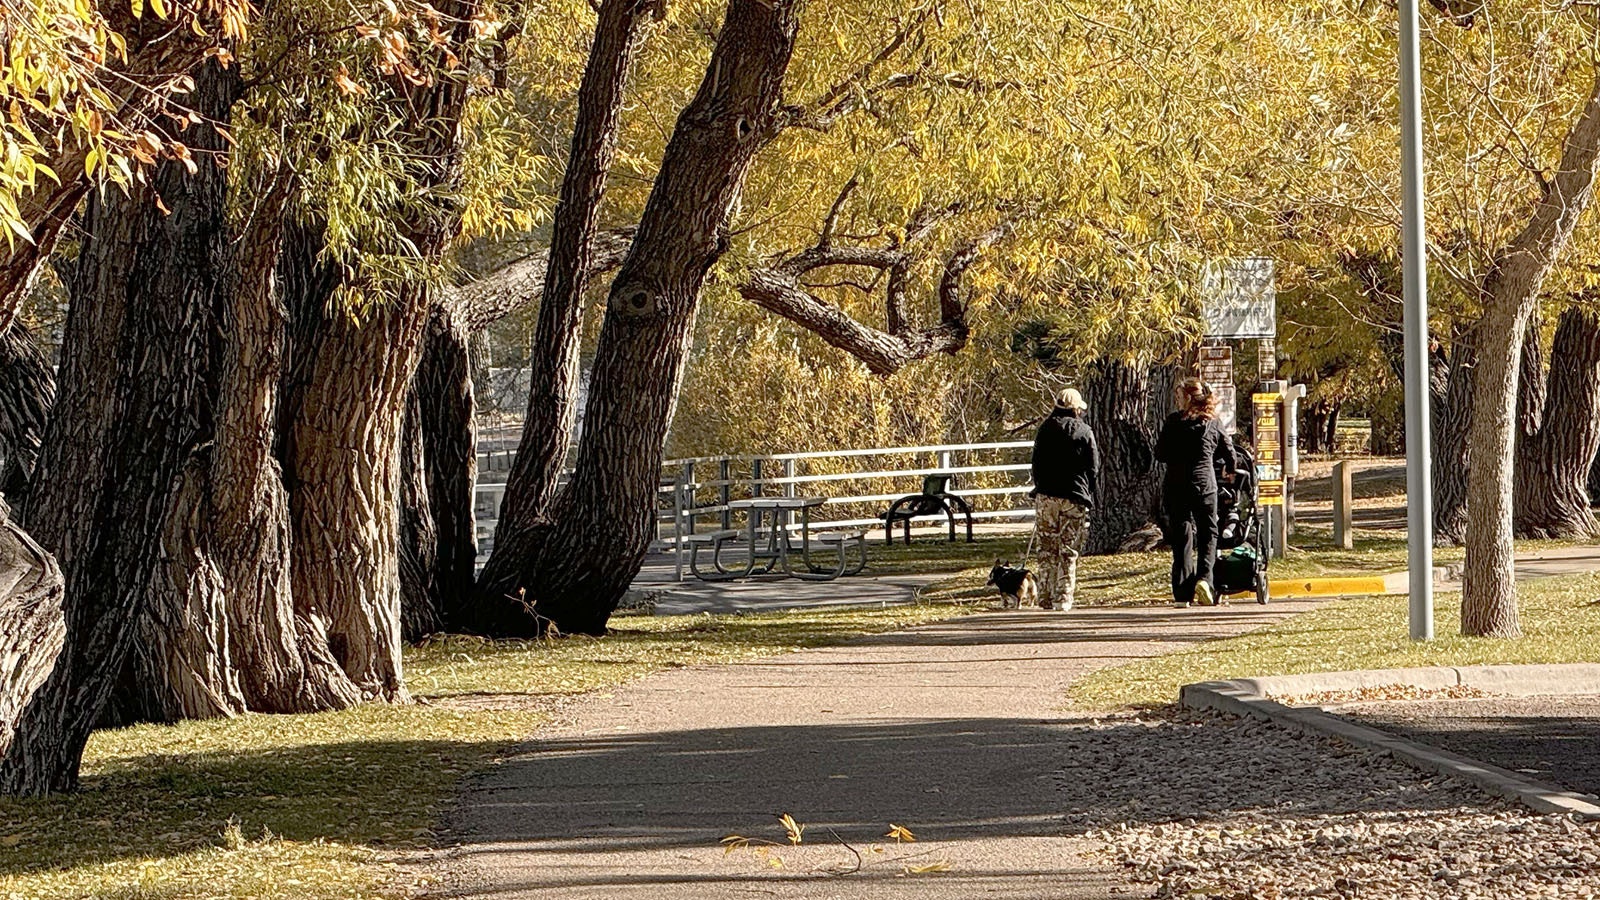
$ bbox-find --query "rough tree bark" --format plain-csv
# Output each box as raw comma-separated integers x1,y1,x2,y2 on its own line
1515,315,1545,466
1463,75,1600,639
477,0,665,613
0,503,64,765
291,285,439,699
0,325,58,505
212,182,362,713
490,0,803,636
1432,332,1475,545
1515,307,1600,539
287,4,480,696
0,103,236,790
399,385,445,642
1083,359,1166,554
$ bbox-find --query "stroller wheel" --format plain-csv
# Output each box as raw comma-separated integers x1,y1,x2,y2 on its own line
1256,575,1270,605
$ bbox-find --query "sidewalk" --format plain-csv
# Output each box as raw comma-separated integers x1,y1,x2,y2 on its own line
428,552,1600,898
429,601,1324,899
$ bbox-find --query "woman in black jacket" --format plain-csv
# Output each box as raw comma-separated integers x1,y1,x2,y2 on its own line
1154,378,1237,608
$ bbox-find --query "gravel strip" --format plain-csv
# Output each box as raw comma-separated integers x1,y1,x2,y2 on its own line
1052,710,1600,898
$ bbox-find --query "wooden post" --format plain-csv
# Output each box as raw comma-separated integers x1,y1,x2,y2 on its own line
1333,460,1354,550
752,458,763,497
783,458,796,499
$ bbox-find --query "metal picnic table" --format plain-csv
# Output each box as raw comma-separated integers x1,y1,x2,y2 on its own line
687,496,867,582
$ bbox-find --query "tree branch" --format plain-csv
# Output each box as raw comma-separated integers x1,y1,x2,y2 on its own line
742,220,1010,376
938,222,1010,321
818,175,859,250
446,227,634,332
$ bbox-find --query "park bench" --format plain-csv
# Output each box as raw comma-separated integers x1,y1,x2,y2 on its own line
880,473,974,545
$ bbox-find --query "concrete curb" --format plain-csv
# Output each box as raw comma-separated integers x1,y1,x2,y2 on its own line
1179,667,1600,819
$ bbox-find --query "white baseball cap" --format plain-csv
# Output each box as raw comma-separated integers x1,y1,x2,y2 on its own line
1058,387,1087,411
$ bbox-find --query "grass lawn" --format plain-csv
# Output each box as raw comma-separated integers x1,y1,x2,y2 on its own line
913,530,1462,607
0,605,979,900
1069,571,1600,711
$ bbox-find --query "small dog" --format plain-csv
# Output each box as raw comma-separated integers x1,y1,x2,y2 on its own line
987,561,1038,609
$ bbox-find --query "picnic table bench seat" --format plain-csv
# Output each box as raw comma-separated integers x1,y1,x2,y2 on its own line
806,528,869,578
686,529,753,580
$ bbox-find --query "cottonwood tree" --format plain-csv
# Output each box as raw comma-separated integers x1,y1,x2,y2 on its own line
472,0,668,623
0,0,519,790
1514,302,1600,538
475,0,803,635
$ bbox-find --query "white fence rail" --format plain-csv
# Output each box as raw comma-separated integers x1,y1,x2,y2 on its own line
473,440,1038,577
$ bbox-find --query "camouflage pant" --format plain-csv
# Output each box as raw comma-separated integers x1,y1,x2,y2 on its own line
1035,496,1089,609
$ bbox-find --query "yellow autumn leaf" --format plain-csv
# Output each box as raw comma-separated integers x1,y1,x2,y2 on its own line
886,823,916,843
777,813,804,846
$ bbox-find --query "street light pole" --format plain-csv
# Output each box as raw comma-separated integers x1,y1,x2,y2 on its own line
1399,0,1435,640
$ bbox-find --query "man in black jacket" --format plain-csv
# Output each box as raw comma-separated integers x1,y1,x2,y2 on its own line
1030,388,1099,610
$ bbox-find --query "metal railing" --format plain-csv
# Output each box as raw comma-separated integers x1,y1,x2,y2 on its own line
474,440,1038,578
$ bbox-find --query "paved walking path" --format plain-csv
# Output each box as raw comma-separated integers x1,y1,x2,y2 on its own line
431,598,1329,899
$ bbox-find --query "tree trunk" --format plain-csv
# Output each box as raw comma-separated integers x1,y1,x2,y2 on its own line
1463,75,1600,639
478,0,663,612
1463,301,1533,638
1432,333,1475,544
211,181,362,714
287,1,480,690
289,295,430,701
1084,359,1161,554
1515,308,1600,539
1515,314,1545,466
0,133,233,791
400,305,477,639
1302,400,1331,455
0,324,58,506
497,0,802,636
399,384,443,642
0,503,64,766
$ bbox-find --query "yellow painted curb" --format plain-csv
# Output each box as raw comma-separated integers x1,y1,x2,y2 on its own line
1266,575,1393,599
1221,575,1395,601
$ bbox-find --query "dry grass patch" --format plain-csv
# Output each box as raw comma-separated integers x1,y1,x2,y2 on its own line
0,603,974,900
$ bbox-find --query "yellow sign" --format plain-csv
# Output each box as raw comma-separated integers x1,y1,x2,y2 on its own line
1252,392,1285,505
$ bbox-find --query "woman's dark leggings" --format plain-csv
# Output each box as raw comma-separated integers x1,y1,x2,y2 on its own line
1163,488,1218,604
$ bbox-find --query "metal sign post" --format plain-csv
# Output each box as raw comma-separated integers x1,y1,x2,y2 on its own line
1400,0,1435,640
1253,388,1287,559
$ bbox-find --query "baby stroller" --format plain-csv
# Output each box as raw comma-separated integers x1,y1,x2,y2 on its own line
1214,443,1270,605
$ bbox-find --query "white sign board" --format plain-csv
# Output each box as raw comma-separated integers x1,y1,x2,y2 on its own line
1196,345,1237,435
1202,257,1277,339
